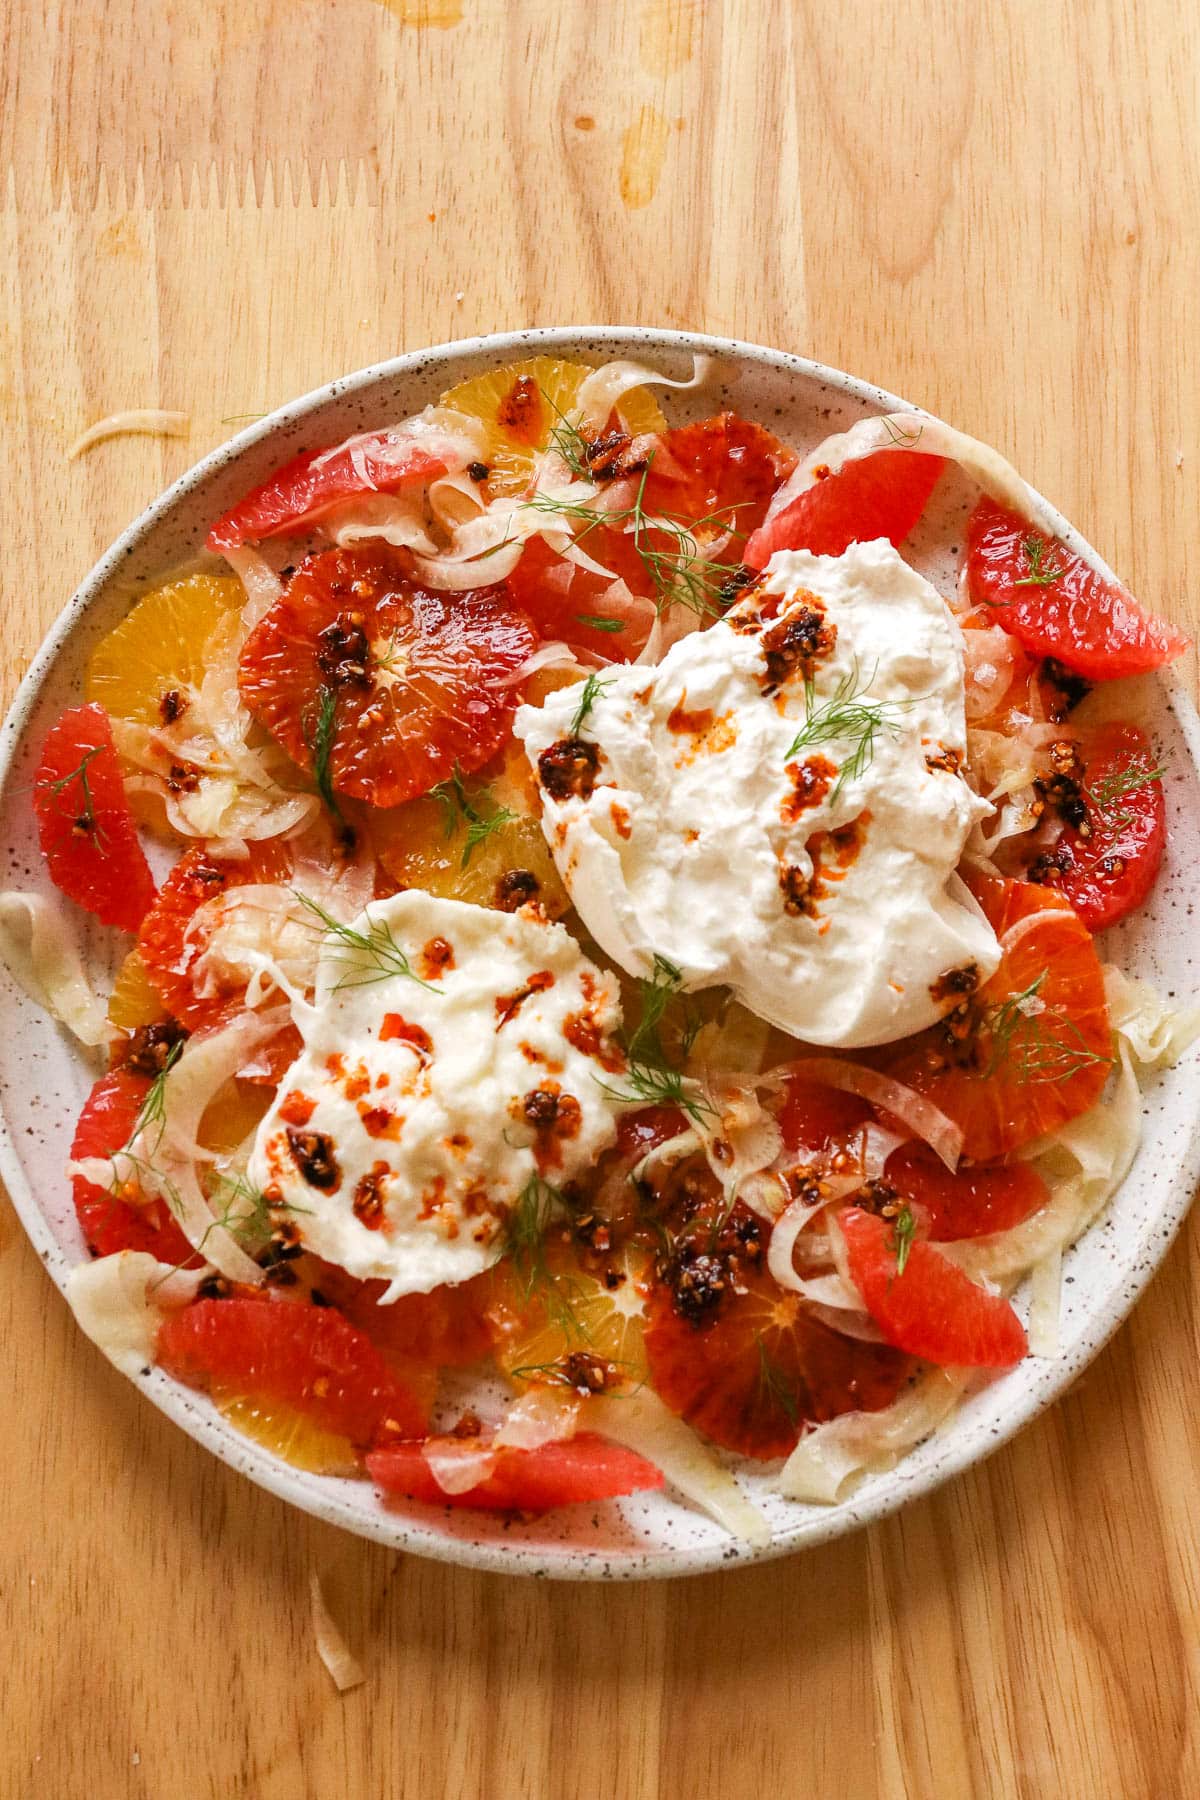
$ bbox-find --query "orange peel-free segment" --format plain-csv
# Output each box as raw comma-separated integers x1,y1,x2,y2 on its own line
85,573,244,728
438,356,665,496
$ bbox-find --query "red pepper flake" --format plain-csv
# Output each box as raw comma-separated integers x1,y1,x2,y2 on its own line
782,754,837,822
359,1104,404,1140
380,1013,434,1054
341,1061,372,1102
496,374,543,445
760,599,837,694
285,1128,341,1191
513,1081,584,1171
278,1089,317,1127
418,936,455,980
352,1161,391,1230
667,693,716,735
495,969,554,1028
563,1008,625,1072
609,800,633,840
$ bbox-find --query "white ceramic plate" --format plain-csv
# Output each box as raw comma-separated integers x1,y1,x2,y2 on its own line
3,327,1198,1581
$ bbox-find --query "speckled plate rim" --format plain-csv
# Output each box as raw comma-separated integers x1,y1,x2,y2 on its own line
2,325,1199,1581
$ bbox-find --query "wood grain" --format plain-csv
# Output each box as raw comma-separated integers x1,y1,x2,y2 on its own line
2,1,1199,1794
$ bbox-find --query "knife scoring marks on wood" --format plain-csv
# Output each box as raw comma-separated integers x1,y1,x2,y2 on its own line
619,105,670,209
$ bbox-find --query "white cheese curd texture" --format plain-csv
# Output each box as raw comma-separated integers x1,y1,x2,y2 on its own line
515,539,1000,1049
248,893,625,1299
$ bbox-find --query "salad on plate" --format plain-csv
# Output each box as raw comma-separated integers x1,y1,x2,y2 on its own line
8,350,1197,1543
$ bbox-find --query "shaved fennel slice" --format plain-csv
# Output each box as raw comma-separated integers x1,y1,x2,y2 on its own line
778,1369,969,1504
1103,965,1200,1069
586,1391,771,1545
495,1388,580,1451
761,1057,963,1170
421,1439,500,1494
573,354,714,434
310,1575,367,1693
328,491,438,554
762,411,1057,537
68,409,189,459
66,1252,209,1377
940,1044,1143,1288
1027,1249,1062,1358
116,1010,288,1282
0,891,108,1046
223,544,283,629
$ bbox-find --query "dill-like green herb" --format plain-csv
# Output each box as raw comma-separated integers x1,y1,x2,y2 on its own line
755,1335,800,1425
541,390,594,481
874,418,925,450
891,1202,916,1278
597,954,712,1124
570,671,615,736
47,743,106,841
1085,753,1168,830
518,457,745,618
127,1040,184,1155
302,684,344,826
199,1170,310,1254
575,613,626,634
1015,535,1070,588
501,1174,589,1341
294,892,441,992
429,767,517,868
784,662,917,802
984,971,1114,1083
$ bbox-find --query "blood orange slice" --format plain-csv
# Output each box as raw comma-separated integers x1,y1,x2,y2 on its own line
643,412,797,547
33,704,156,932
238,544,537,807
885,877,1111,1162
965,498,1187,679
156,1295,429,1445
840,1206,1027,1366
137,842,292,1032
644,1259,912,1460
744,450,945,568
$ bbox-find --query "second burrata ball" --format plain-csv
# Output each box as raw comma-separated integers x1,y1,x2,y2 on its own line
249,892,626,1298
514,539,999,1049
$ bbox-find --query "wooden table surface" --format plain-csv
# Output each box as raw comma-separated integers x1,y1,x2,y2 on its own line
3,3,1199,1795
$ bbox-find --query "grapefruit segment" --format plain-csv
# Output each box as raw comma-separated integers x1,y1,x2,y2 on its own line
367,1433,663,1511
965,498,1187,678
156,1295,429,1445
745,450,945,568
206,435,451,553
1030,722,1166,931
883,1141,1049,1241
33,704,156,932
840,1206,1028,1366
70,1069,196,1264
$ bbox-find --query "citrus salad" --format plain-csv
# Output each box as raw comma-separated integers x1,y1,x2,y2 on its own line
10,352,1197,1540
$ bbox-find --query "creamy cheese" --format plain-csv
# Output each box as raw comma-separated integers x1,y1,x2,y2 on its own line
515,539,999,1049
248,893,625,1298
